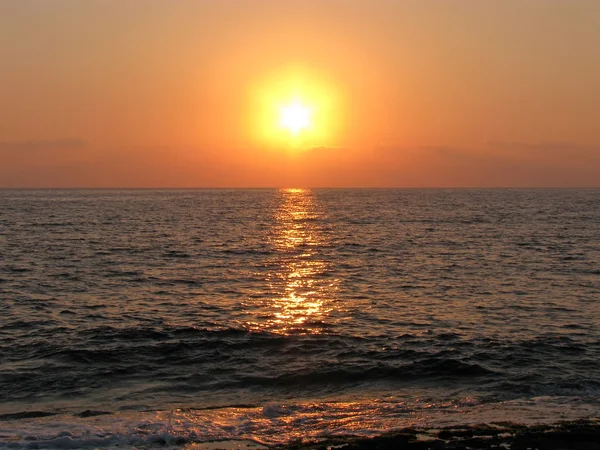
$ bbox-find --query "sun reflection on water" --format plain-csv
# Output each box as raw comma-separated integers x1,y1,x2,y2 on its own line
246,188,338,334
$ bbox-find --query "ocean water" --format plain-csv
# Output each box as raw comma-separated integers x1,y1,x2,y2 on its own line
1,188,599,448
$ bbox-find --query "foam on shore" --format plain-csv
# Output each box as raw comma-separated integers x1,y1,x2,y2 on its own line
1,395,599,449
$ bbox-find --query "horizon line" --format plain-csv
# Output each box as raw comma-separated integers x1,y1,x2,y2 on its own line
1,186,599,190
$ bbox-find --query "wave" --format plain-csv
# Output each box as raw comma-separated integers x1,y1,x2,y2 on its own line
230,358,496,389
2,323,600,407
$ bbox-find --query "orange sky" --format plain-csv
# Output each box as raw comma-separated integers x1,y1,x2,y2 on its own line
1,1,599,187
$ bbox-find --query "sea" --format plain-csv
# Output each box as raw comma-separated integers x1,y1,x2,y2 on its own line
1,188,599,448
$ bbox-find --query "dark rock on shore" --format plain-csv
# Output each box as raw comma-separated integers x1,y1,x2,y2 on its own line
280,419,600,450
75,409,112,418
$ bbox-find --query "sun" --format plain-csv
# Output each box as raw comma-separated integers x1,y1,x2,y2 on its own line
249,67,344,148
280,102,311,135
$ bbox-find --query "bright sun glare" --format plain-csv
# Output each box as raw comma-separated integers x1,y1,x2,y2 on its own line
251,69,340,147
280,103,311,135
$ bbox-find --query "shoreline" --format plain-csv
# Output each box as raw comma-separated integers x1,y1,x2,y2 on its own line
275,419,600,450
1,409,599,448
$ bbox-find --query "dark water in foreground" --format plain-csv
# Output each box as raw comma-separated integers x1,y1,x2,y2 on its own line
1,188,599,447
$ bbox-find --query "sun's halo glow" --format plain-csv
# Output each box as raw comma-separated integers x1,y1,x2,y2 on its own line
250,69,343,148
280,103,311,135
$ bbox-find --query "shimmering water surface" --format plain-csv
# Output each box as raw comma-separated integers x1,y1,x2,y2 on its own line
1,189,599,447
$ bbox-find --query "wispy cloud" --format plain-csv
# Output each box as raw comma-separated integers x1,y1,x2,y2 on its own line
0,138,89,151
368,141,600,187
488,141,600,161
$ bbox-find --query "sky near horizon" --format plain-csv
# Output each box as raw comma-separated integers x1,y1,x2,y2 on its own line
1,1,599,188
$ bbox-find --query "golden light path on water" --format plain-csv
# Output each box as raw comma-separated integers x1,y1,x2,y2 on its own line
246,188,339,334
